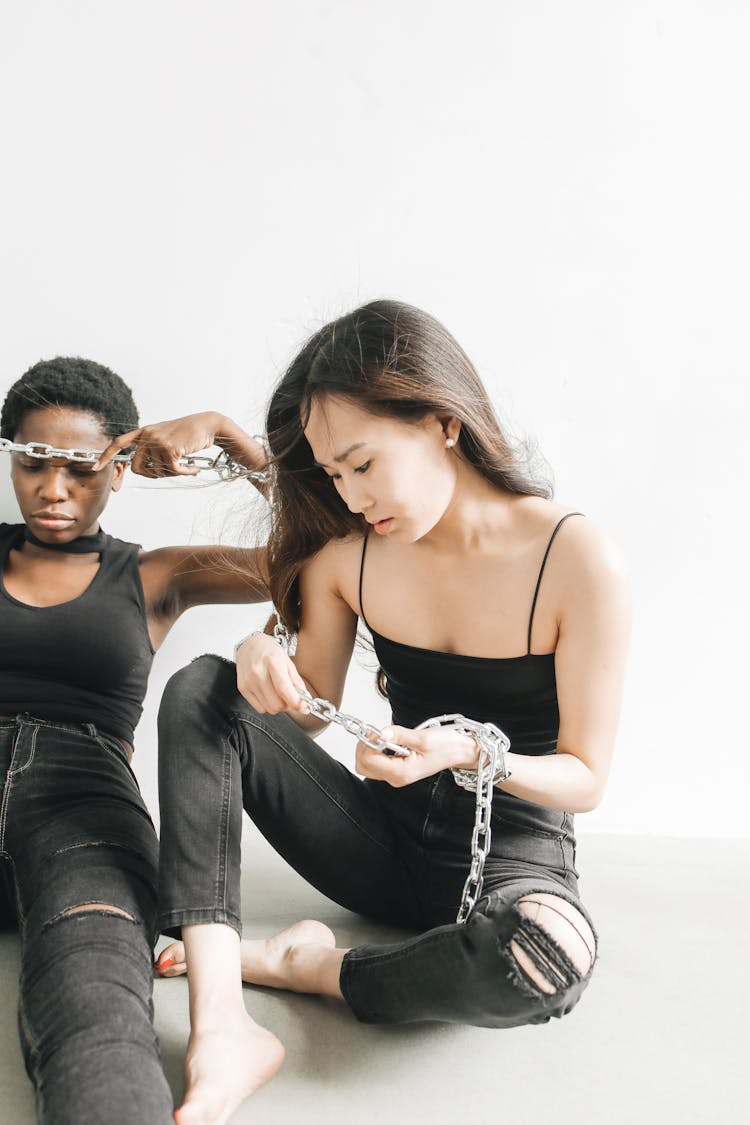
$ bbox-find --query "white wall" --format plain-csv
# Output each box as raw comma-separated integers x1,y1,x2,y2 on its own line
1,1,747,838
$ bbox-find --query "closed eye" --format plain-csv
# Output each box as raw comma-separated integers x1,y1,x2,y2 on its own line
324,460,370,482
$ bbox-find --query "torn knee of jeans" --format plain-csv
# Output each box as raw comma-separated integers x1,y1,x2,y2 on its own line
42,903,137,930
51,840,152,865
505,899,594,999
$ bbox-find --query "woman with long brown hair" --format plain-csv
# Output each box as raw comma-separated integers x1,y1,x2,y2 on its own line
153,300,631,1125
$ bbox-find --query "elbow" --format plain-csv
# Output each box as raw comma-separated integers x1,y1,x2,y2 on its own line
573,792,602,814
574,776,607,813
557,751,608,813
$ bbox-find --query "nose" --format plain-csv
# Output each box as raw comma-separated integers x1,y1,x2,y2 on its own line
39,467,71,502
339,475,373,516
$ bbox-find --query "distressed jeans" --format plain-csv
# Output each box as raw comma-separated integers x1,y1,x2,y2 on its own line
158,655,597,1027
0,715,173,1124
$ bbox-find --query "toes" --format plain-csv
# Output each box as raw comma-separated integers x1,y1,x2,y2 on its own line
155,940,187,976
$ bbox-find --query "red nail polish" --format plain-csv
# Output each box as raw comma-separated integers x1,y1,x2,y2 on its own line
159,956,174,970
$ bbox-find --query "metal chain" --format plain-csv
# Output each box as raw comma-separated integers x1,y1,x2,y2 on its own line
416,715,510,923
273,617,510,924
0,437,268,482
297,688,411,756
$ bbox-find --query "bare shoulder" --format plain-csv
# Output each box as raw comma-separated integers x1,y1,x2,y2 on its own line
536,510,631,637
299,533,365,613
548,511,629,591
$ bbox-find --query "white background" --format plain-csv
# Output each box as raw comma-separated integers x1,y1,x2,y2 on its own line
1,1,747,838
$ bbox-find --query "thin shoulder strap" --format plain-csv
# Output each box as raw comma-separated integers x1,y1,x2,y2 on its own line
527,512,585,654
358,533,372,631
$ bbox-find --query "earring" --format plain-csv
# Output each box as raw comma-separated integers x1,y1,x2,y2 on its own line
445,437,455,448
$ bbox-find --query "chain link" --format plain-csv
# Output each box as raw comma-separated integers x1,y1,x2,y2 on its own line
272,616,509,924
0,437,268,482
416,715,509,922
297,689,411,756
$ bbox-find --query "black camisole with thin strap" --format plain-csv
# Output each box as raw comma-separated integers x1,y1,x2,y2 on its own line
358,513,583,757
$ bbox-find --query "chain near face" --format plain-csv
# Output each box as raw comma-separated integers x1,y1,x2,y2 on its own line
303,396,460,544
10,406,125,543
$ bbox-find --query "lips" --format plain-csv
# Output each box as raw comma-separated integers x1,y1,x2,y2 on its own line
31,512,76,530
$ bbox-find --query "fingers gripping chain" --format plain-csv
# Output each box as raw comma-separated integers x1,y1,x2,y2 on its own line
271,614,511,925
0,436,269,482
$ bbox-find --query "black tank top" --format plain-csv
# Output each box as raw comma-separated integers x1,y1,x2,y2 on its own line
0,523,154,743
358,513,583,757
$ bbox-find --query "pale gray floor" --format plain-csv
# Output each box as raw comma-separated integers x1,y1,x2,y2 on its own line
1,832,747,1124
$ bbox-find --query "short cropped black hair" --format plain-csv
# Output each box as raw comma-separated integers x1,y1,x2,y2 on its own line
1,356,139,440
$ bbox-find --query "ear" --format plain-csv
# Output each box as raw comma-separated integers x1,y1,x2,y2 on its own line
440,415,461,446
110,462,126,493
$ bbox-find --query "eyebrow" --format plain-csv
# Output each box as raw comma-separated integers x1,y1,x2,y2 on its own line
313,441,368,468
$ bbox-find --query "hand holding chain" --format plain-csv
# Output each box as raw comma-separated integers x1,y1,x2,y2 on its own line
0,437,269,483
237,615,512,924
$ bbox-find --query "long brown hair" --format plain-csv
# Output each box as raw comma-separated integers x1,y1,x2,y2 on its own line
266,299,552,629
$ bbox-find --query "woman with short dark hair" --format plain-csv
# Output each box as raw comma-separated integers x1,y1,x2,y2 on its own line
1,356,270,1123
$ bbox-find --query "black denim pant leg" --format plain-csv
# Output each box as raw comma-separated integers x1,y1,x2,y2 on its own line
340,881,595,1027
0,717,174,1125
157,655,422,935
157,656,595,1030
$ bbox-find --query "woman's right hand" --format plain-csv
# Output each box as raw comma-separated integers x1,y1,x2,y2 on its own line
92,412,269,479
235,634,311,716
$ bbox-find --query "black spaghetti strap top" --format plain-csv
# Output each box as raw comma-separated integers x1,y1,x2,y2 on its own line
0,523,155,743
358,513,583,757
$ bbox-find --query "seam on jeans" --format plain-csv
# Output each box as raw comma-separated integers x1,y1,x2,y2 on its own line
234,713,402,858
0,850,25,929
91,733,140,783
12,717,100,736
156,907,242,937
0,724,31,849
218,733,233,917
0,778,10,853
9,723,39,776
17,989,43,1093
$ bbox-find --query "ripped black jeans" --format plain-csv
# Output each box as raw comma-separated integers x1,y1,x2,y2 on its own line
0,715,173,1125
158,655,597,1028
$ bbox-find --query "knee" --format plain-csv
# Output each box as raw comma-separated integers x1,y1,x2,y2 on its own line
507,892,596,999
158,653,235,727
26,906,152,1006
21,908,157,1066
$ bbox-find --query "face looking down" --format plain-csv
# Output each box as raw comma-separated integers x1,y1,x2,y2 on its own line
10,406,125,543
303,395,460,543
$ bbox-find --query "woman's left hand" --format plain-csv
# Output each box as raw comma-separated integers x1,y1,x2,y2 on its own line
355,723,478,786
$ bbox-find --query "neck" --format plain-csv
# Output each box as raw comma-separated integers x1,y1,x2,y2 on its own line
424,469,515,553
23,526,106,555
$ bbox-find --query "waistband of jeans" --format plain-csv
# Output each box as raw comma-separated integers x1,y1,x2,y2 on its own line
1,712,99,738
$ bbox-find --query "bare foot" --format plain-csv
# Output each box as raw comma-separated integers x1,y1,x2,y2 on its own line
156,920,337,988
174,1011,284,1125
240,919,337,989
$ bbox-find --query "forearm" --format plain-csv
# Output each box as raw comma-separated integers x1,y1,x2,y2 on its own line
498,750,603,814
213,414,270,495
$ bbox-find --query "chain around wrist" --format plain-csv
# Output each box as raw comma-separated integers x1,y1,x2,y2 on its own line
450,723,511,791
233,613,295,662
